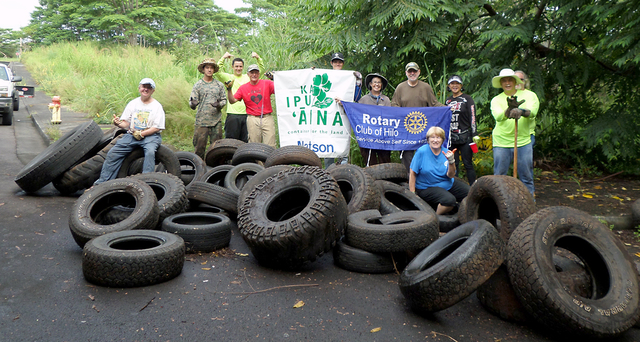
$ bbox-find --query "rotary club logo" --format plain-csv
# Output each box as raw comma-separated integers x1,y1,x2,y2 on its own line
404,111,428,134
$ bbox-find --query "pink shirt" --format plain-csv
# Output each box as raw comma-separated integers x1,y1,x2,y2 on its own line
233,80,275,116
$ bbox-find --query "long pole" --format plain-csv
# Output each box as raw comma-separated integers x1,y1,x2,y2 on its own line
513,118,518,178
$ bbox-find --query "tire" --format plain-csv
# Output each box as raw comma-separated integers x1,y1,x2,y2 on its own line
231,142,275,165
117,144,181,178
174,151,207,186
82,230,184,288
161,212,232,253
53,135,124,194
458,175,535,241
224,163,265,196
69,178,160,248
364,163,408,183
15,121,102,192
197,164,233,186
345,209,439,253
186,181,239,214
327,164,381,214
333,238,395,274
399,219,505,313
438,213,460,233
458,197,468,224
128,172,188,226
98,205,135,225
13,95,19,111
237,166,348,269
375,180,434,215
205,138,245,167
506,206,640,338
632,199,640,228
238,165,292,208
263,145,322,168
2,106,13,125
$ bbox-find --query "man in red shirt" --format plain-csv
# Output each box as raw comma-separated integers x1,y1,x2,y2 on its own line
226,64,276,147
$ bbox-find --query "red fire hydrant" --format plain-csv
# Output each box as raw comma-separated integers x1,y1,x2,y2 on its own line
48,96,61,124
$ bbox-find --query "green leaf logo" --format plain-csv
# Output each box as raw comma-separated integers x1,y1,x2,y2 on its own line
311,73,333,109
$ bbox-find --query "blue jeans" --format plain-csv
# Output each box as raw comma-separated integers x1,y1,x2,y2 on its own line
95,133,162,185
493,143,534,195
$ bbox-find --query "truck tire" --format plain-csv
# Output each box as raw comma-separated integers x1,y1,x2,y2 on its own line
399,220,505,313
15,121,102,192
186,181,239,214
13,94,19,111
237,166,347,269
174,151,207,186
238,165,292,208
129,172,188,227
364,163,408,183
82,230,184,288
197,164,233,186
507,206,640,338
53,135,123,194
205,138,245,167
345,210,438,253
263,145,322,168
333,238,395,274
2,106,12,125
116,144,180,178
224,162,265,196
459,175,535,241
231,142,275,165
327,164,380,214
161,212,232,253
69,178,160,248
375,180,434,215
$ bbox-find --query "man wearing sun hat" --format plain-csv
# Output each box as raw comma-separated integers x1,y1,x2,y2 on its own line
94,78,165,185
391,62,445,174
490,68,539,195
189,58,227,159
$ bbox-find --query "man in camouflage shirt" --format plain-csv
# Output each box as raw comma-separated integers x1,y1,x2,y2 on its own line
189,58,227,159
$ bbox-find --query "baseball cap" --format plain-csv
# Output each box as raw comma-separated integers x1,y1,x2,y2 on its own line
247,64,260,72
447,75,463,84
331,53,345,62
139,78,156,89
405,62,420,72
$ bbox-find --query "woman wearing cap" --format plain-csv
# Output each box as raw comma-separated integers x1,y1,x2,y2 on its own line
409,126,470,215
445,75,477,185
490,68,539,195
356,73,392,166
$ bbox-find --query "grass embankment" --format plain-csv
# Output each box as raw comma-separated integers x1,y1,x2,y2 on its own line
22,42,205,151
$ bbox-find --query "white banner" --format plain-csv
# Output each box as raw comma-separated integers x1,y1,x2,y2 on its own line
274,69,356,158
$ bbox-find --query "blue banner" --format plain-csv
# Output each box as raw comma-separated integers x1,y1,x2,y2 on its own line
342,102,452,150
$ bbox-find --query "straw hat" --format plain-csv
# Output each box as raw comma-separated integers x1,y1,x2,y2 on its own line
491,68,524,88
198,58,219,74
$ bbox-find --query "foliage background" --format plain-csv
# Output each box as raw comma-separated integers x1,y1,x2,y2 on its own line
4,0,640,174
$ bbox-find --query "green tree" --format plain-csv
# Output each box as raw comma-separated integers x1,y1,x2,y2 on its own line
0,29,22,58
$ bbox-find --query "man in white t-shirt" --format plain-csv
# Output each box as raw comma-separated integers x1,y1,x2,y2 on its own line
94,78,166,185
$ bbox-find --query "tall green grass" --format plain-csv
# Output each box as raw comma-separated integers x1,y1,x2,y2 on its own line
22,42,206,151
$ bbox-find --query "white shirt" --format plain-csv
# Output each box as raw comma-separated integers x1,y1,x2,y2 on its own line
120,97,165,132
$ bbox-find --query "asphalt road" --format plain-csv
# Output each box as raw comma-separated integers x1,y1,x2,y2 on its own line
1,64,639,342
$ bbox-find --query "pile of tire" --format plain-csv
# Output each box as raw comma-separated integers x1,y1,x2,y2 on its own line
14,121,184,193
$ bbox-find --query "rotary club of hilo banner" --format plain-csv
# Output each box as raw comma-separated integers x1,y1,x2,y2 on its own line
274,69,452,157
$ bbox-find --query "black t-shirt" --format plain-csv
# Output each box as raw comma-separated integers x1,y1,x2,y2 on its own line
445,93,476,135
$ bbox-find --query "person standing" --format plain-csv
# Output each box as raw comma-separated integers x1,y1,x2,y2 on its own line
409,126,470,215
94,78,165,185
215,51,265,143
490,68,539,195
445,75,477,184
357,73,391,166
514,70,535,146
325,52,362,167
226,64,276,147
189,58,227,159
391,62,445,174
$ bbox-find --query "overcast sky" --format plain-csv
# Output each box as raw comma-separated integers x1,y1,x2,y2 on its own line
1,0,246,31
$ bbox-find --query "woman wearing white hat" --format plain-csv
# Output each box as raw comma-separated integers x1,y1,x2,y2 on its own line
490,68,539,195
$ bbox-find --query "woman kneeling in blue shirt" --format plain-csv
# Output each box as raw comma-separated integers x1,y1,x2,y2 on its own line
409,126,470,215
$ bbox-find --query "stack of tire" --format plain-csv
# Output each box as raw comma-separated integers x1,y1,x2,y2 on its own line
396,175,640,339
14,120,184,194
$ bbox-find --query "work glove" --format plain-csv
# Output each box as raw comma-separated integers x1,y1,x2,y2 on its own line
132,130,144,140
354,71,362,87
264,71,274,80
445,150,455,164
505,95,526,118
509,108,523,120
189,97,198,110
225,80,234,90
210,100,223,109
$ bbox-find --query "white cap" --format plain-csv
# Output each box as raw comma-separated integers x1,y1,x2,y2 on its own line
139,78,156,89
